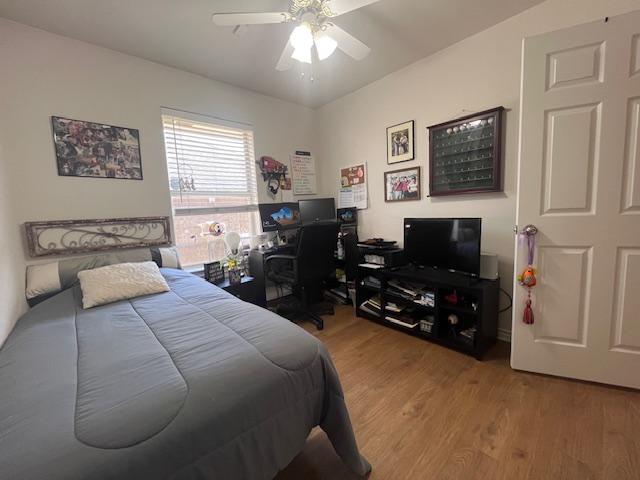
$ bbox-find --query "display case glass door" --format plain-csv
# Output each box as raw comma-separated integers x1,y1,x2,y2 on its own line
428,107,503,196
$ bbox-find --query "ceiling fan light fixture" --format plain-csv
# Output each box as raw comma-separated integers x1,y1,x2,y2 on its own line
314,33,338,60
291,47,312,64
289,23,314,51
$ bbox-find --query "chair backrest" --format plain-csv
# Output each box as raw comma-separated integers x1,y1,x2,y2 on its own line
296,221,339,283
341,225,359,280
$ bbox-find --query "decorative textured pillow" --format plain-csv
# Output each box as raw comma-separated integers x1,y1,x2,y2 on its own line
77,261,170,309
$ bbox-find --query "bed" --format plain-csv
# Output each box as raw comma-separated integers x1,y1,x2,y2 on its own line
0,267,370,479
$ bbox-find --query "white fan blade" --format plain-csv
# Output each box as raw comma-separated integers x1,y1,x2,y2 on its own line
211,12,289,26
322,0,381,17
276,41,295,71
325,24,370,61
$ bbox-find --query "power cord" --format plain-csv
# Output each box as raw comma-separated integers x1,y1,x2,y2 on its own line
498,287,513,314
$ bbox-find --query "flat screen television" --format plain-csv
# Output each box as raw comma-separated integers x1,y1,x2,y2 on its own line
299,198,336,224
258,202,301,232
404,218,481,276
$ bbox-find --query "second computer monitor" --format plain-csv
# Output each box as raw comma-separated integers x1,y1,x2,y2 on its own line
299,198,336,224
258,202,301,232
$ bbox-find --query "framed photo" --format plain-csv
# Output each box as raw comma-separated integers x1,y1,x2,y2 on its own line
384,166,421,202
51,116,143,180
386,120,415,164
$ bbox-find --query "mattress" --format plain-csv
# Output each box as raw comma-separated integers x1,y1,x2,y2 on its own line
0,268,370,479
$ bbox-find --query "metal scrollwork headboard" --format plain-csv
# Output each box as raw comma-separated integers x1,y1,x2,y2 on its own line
25,216,172,258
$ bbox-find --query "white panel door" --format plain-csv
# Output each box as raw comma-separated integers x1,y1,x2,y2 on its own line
512,10,640,389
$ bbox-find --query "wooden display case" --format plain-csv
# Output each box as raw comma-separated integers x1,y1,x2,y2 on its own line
428,107,504,196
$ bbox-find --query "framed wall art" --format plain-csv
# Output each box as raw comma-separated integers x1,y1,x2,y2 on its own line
24,216,171,257
427,107,503,196
51,116,143,180
386,120,415,164
384,166,421,202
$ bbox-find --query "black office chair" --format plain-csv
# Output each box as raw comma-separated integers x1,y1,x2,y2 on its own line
265,222,338,330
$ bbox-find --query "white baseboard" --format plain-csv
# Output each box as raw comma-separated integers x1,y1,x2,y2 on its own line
497,328,511,343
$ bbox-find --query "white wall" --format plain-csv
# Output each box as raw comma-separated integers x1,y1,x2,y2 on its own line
3,0,640,346
0,18,317,346
0,135,23,344
315,0,640,339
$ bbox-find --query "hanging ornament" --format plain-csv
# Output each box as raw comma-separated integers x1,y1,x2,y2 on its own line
517,224,538,325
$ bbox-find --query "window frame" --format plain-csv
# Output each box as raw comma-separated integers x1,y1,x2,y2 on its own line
161,108,260,267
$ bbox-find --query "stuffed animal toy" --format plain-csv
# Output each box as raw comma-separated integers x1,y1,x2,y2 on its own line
517,266,537,288
208,222,225,237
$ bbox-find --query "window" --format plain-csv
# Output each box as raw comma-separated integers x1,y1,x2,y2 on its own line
162,110,259,268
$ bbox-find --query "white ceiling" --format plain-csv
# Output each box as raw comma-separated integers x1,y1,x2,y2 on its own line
0,0,544,108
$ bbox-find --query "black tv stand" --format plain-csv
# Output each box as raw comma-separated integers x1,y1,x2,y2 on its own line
356,264,499,360
400,265,481,287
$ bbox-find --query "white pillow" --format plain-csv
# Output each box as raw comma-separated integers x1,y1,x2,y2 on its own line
158,246,181,269
77,261,170,309
26,261,61,300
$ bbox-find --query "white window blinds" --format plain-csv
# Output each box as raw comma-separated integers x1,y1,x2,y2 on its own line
162,111,258,216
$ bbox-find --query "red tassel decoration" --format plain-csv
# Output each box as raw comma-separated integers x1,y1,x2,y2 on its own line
523,295,534,325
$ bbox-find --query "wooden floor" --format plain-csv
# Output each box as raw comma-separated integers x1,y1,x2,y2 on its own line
275,305,640,480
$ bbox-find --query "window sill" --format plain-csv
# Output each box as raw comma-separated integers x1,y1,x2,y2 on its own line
184,265,204,277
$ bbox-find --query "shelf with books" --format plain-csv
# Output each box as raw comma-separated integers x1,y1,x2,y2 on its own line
355,264,499,360
384,292,437,318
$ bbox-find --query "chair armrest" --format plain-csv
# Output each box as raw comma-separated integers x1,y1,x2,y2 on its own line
264,254,298,281
264,254,297,262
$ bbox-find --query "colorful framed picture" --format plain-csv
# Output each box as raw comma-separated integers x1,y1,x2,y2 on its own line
384,166,421,202
51,116,143,180
386,120,415,164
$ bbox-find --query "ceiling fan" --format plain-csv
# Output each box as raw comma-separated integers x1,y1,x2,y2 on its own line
212,0,381,71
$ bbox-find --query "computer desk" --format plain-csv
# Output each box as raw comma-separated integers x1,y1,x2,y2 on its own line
248,223,358,308
248,244,296,307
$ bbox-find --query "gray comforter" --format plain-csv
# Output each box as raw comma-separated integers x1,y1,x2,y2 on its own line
0,268,370,479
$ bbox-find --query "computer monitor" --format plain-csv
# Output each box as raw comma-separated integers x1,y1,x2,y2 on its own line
337,207,357,226
258,202,301,232
299,198,336,224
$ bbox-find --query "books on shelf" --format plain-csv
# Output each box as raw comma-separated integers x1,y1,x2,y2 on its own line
367,295,381,309
385,302,403,313
359,263,385,269
359,296,417,329
459,326,476,341
388,279,418,297
365,295,406,314
357,240,397,250
359,302,380,318
415,291,435,307
385,316,418,329
361,275,381,290
387,279,436,307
